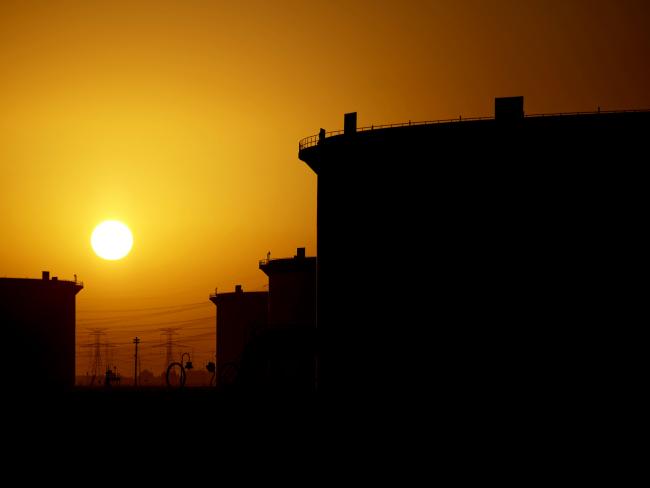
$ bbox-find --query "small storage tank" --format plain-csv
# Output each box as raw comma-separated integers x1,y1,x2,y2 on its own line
0,272,83,391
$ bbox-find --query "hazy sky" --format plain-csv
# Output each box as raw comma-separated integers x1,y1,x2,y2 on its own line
1,0,648,376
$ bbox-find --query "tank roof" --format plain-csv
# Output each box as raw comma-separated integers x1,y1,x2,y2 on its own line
299,107,650,154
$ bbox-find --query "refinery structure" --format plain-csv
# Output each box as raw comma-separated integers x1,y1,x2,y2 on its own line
2,96,648,395
299,97,649,394
0,272,83,391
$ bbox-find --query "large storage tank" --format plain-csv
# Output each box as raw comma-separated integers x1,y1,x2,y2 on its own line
259,247,316,329
209,285,268,386
299,97,650,397
0,271,83,392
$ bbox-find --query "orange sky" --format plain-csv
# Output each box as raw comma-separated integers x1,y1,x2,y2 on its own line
1,0,649,378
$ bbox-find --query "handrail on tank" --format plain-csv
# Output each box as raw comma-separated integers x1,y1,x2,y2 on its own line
298,108,650,152
259,258,288,266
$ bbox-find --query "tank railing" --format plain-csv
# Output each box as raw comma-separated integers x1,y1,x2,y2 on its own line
258,257,288,266
525,108,650,118
56,279,84,287
259,255,310,266
0,276,84,287
298,116,490,151
298,108,650,151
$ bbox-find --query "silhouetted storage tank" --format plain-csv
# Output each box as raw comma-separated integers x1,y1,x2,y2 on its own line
0,272,83,392
246,247,318,392
209,285,267,387
299,97,650,397
259,247,316,328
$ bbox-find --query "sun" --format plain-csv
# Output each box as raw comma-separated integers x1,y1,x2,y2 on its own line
91,220,133,260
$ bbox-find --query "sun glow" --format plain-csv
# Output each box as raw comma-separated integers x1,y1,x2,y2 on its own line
91,220,134,260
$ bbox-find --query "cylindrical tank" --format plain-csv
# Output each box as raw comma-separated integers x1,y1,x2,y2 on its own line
0,273,83,392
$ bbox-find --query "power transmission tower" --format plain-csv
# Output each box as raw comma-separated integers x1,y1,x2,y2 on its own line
133,337,140,387
104,340,117,374
158,328,179,374
82,328,107,386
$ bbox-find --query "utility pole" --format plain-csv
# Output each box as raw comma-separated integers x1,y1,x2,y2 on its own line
133,337,141,387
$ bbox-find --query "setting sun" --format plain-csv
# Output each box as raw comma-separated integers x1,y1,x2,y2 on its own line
91,220,133,260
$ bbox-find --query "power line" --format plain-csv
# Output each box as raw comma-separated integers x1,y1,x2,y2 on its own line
77,301,210,314
76,316,214,329
77,306,212,325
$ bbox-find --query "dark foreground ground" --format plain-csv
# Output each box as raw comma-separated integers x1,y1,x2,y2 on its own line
4,384,628,483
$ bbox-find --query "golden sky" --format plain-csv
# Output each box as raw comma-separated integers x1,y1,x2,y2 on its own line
1,0,649,377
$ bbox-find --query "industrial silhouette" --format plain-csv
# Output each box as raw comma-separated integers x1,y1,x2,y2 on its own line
78,328,108,386
260,247,316,329
3,96,648,402
210,284,268,388
299,97,650,397
0,271,83,391
210,247,317,391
